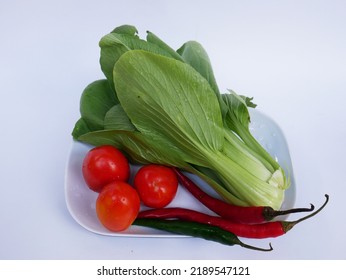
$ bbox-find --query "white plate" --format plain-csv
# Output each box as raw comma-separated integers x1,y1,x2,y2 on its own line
64,109,296,237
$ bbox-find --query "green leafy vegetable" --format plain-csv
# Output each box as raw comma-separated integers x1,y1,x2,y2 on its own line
72,25,290,209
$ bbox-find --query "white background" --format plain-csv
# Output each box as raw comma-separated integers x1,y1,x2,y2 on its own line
1,0,345,260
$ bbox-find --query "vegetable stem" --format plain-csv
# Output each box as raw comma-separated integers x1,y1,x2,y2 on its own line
205,150,285,209
263,204,315,221
282,194,329,233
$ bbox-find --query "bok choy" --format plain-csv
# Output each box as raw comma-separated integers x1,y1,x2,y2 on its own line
72,25,290,210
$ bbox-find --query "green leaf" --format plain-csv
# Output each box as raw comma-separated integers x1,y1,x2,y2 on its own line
71,118,91,139
222,91,253,129
146,31,183,61
113,50,224,166
104,104,136,131
99,31,176,91
240,94,257,109
79,79,118,131
177,41,220,95
78,129,186,167
110,24,139,36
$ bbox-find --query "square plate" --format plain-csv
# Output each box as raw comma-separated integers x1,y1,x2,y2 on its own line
64,109,295,237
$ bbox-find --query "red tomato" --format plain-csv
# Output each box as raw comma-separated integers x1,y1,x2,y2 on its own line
96,181,140,232
82,145,130,192
134,164,178,208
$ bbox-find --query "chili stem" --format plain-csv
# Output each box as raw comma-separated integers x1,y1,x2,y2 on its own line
282,194,329,233
263,203,315,221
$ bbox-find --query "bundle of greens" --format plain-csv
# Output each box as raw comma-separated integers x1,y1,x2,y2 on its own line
72,25,290,210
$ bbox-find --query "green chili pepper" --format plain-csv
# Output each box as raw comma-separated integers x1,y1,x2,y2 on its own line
133,218,273,251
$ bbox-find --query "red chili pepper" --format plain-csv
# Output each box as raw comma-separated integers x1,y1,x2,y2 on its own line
173,168,314,224
138,195,329,239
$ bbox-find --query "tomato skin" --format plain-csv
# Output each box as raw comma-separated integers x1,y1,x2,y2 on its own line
82,145,130,192
96,181,140,232
134,164,178,208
